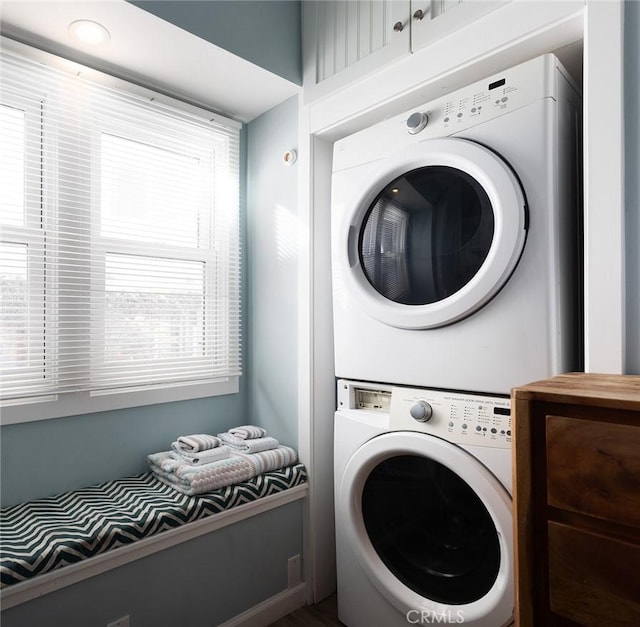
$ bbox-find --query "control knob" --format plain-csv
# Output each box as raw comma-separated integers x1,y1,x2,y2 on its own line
406,111,429,135
409,400,433,422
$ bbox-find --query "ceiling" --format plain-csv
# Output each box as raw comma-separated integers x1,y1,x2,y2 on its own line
0,0,300,123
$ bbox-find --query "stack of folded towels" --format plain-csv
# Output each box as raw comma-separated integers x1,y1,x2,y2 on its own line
147,425,297,496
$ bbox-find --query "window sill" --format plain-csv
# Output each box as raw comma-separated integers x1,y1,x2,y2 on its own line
0,377,239,425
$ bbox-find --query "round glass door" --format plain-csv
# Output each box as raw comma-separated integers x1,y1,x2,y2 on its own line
362,454,500,605
340,138,527,329
339,431,513,625
360,167,495,306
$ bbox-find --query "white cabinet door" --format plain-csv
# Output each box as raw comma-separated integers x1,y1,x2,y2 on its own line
409,0,509,51
302,0,511,102
303,0,411,101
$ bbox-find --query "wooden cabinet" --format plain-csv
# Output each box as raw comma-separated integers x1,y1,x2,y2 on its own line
512,373,640,627
302,0,508,101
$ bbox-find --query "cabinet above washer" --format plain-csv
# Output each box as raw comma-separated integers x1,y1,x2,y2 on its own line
302,0,509,102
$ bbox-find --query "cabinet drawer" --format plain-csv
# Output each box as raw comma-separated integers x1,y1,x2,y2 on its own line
546,415,640,527
548,521,640,626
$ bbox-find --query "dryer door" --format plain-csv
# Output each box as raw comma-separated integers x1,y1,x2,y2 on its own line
339,137,527,329
339,431,513,626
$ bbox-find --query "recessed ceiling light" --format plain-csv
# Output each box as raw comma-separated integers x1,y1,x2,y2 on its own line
68,20,111,45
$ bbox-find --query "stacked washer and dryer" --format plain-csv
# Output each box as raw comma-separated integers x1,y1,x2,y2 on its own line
331,55,582,626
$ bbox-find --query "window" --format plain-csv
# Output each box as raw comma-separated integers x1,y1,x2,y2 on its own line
0,43,241,423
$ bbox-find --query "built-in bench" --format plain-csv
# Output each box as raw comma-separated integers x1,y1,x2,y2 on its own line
0,463,307,610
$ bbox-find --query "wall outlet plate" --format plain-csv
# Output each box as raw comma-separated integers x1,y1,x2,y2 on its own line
287,554,301,588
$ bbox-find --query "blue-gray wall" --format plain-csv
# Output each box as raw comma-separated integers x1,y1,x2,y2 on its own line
246,96,300,448
0,394,247,507
0,132,250,508
129,0,302,85
625,0,640,374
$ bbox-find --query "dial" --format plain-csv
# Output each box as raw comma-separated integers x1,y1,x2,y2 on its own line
409,400,433,422
406,111,428,135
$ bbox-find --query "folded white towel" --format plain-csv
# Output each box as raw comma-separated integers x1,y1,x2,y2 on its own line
147,452,183,480
169,444,231,466
218,433,279,453
175,434,220,453
148,451,255,495
147,445,298,496
227,425,267,440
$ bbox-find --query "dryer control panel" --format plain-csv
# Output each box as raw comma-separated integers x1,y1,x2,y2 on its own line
390,386,511,449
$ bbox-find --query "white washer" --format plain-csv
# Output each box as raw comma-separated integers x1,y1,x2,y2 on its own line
335,379,514,627
331,54,582,395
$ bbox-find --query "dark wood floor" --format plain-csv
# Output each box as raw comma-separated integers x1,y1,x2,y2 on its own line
268,593,343,626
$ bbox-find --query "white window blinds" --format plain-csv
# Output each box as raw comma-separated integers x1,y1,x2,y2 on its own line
0,45,242,406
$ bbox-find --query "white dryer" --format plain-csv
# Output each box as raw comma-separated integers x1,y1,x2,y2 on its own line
331,54,582,395
335,379,514,627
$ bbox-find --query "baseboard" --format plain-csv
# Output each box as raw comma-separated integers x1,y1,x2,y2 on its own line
218,583,307,627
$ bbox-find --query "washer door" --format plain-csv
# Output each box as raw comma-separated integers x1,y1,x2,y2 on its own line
339,431,513,626
340,138,527,329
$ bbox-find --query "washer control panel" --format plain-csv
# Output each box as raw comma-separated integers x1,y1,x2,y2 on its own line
407,77,521,136
390,386,511,449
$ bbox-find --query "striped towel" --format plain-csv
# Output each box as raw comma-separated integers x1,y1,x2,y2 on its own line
174,434,221,453
233,446,298,475
147,446,298,496
228,425,267,440
218,433,280,453
169,444,231,466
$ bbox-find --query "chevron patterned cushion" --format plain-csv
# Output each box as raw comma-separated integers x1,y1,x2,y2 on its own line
0,463,306,588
